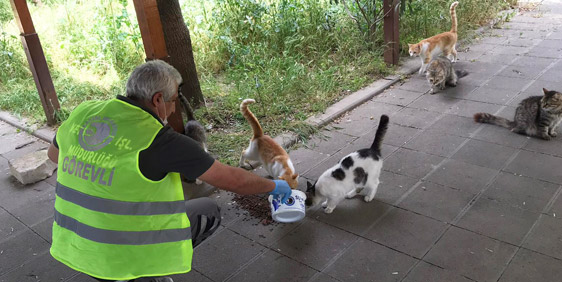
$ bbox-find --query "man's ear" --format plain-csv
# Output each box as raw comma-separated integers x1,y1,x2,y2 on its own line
152,92,164,107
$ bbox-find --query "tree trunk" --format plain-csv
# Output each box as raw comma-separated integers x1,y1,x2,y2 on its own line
156,0,204,107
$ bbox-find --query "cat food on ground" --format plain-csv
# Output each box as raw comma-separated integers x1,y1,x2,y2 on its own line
232,193,277,225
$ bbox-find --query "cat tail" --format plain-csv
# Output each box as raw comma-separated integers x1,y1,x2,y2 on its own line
455,70,469,78
179,92,196,121
370,115,390,154
474,113,515,129
450,1,459,33
240,99,264,139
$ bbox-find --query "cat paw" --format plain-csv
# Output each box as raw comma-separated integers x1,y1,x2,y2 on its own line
321,201,328,208
195,179,203,185
541,134,552,141
324,207,334,214
364,195,375,202
550,132,558,137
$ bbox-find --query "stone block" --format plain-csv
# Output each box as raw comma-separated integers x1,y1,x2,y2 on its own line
8,149,57,185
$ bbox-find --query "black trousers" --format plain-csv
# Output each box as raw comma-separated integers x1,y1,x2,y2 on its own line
93,198,221,282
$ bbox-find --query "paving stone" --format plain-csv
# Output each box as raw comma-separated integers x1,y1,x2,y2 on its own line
325,238,418,282
496,64,545,79
396,76,430,93
365,207,447,258
466,86,521,105
503,37,543,47
408,94,461,113
522,214,562,260
426,114,481,138
424,226,518,282
378,123,421,147
227,249,317,282
334,111,394,137
447,99,502,118
307,272,341,282
537,69,562,82
7,188,54,227
426,159,497,194
0,180,54,212
384,148,445,178
191,228,265,282
482,76,534,92
31,216,53,243
477,34,509,45
271,217,359,270
536,39,562,49
456,197,540,245
504,150,562,184
310,198,391,235
526,46,562,58
0,141,48,161
227,213,302,248
488,45,530,56
374,89,423,106
403,131,466,157
398,181,475,222
302,149,348,180
289,147,331,175
550,194,562,217
391,107,442,130
460,61,506,75
65,273,98,282
0,132,36,155
346,100,404,119
0,251,77,282
0,208,26,241
472,123,531,148
510,55,554,68
376,170,419,205
498,248,562,282
304,128,357,155
9,149,57,185
170,269,214,282
484,172,559,213
524,79,561,95
439,83,479,99
0,229,51,276
451,139,517,170
523,135,562,158
457,71,491,87
402,261,474,282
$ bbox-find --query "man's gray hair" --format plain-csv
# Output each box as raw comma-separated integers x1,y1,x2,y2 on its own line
126,60,182,101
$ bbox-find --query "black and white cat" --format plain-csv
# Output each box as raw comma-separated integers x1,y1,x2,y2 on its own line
306,115,389,213
179,93,208,184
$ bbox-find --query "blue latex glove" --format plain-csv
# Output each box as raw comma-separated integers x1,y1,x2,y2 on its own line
270,180,292,204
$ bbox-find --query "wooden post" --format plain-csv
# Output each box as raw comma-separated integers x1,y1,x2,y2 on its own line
10,0,60,125
133,0,184,133
384,0,400,65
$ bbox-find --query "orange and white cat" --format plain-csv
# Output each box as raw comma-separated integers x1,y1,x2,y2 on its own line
239,99,299,189
408,1,459,74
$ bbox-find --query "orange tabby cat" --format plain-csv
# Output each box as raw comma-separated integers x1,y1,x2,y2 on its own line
239,99,299,189
408,1,459,74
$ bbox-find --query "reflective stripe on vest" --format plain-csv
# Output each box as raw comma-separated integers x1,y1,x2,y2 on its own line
56,182,187,215
54,209,191,245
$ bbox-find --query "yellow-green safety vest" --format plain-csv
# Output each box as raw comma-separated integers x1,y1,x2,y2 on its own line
50,98,193,280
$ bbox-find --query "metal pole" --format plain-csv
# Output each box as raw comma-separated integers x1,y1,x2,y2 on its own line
9,0,61,125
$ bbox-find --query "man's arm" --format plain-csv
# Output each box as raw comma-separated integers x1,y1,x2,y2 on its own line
198,160,275,195
47,142,59,164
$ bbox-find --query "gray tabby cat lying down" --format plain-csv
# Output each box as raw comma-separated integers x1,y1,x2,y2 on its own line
474,88,562,140
306,115,389,214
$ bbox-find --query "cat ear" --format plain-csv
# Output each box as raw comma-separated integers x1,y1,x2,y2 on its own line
292,174,299,179
543,88,549,94
408,43,413,48
306,181,315,192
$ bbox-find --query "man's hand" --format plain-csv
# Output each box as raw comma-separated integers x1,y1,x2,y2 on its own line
270,180,292,204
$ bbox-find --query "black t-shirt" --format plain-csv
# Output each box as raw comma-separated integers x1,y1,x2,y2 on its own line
53,96,215,181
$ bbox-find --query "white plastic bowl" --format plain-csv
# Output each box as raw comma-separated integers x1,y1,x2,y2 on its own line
268,190,307,223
